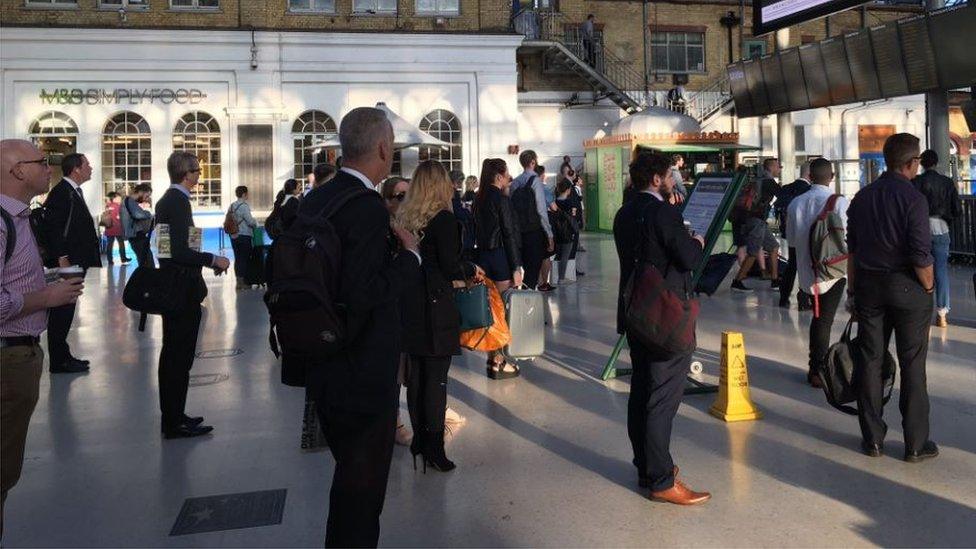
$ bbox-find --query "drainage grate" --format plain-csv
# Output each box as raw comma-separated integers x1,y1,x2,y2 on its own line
188,373,230,386
170,489,287,536
195,348,244,359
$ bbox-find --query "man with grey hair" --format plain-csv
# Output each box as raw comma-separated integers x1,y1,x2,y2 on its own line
153,151,229,439
299,106,421,547
776,160,813,309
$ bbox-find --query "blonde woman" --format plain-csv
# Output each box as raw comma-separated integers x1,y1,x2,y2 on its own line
395,160,480,472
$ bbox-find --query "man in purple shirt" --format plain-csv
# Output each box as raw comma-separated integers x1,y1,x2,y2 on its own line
847,133,937,463
0,139,84,530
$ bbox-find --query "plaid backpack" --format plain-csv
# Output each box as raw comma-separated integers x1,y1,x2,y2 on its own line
808,194,849,316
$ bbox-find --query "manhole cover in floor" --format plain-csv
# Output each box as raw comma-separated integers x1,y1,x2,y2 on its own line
195,348,243,359
170,489,287,536
188,373,230,386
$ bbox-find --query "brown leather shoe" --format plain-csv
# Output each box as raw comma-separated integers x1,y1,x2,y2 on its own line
650,478,711,505
807,372,823,389
935,313,948,328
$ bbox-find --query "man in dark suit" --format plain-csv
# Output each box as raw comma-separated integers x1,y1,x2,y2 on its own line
776,161,813,310
155,151,230,439
613,152,709,506
42,153,101,373
299,107,421,547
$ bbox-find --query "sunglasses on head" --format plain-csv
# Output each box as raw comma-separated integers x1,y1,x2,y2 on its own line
393,192,406,202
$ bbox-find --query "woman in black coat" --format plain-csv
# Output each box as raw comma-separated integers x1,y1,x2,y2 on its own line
396,160,480,472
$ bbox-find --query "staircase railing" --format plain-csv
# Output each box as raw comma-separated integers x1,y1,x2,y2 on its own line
684,72,732,124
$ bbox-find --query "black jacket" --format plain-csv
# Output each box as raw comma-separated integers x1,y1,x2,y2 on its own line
401,210,474,357
613,192,703,336
299,171,422,413
41,179,101,269
774,178,811,239
155,187,215,303
474,184,522,270
912,169,962,224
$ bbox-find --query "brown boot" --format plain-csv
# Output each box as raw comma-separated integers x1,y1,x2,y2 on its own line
935,313,948,328
651,478,711,505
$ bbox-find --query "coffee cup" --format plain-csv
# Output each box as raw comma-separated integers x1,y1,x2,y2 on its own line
58,266,85,280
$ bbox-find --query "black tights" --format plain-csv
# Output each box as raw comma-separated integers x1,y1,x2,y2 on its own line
405,355,451,440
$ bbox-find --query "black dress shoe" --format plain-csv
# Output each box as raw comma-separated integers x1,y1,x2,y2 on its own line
797,300,813,312
160,415,205,433
70,357,91,367
163,424,214,439
638,476,651,488
50,361,89,374
778,298,790,308
861,441,883,457
904,441,939,463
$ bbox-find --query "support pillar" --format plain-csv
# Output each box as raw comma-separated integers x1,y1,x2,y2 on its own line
775,28,795,180
925,0,951,175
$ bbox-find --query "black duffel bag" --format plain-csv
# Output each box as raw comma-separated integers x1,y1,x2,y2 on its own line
820,318,896,415
123,265,193,331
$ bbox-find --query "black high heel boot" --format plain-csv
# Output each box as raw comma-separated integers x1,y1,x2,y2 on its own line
422,428,456,472
410,430,423,471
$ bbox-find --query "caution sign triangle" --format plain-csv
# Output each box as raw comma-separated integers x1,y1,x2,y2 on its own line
709,331,762,422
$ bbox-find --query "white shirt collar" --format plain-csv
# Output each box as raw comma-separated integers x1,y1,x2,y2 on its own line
64,177,81,191
641,189,664,202
341,167,378,192
797,177,811,185
168,184,191,199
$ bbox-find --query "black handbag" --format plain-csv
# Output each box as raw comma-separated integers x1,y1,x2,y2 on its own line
821,318,896,415
122,265,193,331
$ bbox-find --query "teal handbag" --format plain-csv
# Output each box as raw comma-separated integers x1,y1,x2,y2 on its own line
455,283,492,332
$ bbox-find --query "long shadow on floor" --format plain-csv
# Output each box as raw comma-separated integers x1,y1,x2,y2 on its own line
678,413,976,547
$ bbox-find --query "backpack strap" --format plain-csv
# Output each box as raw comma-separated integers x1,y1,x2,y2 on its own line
1,207,16,263
817,194,841,220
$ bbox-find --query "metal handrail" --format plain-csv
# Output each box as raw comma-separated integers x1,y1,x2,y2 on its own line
684,72,732,123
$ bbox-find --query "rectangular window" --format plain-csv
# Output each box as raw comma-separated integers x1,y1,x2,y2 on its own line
98,0,149,8
416,0,458,15
288,0,335,12
26,0,77,6
352,0,396,14
794,125,807,152
650,31,705,74
170,0,218,9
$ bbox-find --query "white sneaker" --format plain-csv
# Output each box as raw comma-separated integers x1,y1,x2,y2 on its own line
394,423,413,446
444,406,466,425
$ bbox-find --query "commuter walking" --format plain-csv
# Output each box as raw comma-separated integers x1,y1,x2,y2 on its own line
730,158,782,292
102,192,130,265
121,183,154,267
786,158,847,388
511,150,554,289
912,150,962,327
299,107,422,547
156,152,230,439
1,139,85,531
581,14,597,66
473,158,524,379
41,153,101,374
228,185,258,290
613,151,708,505
777,161,813,310
848,133,938,463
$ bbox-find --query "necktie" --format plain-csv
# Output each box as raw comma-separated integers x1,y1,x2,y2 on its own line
76,187,84,201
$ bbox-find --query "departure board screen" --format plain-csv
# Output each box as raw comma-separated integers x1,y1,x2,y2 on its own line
927,3,976,89
727,63,756,118
754,0,871,36
743,59,770,116
821,38,856,104
799,43,831,108
898,16,939,93
761,55,790,113
780,48,810,111
870,24,909,98
844,30,882,101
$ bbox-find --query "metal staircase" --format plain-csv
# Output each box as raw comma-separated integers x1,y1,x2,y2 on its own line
684,73,734,127
515,10,648,114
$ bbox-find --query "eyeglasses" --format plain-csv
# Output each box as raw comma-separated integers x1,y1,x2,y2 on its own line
188,168,202,173
392,192,407,202
16,157,49,167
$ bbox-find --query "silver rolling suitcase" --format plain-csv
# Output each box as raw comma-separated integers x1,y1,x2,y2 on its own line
504,287,545,360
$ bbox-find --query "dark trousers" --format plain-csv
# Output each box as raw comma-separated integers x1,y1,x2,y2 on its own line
47,302,76,367
626,334,691,492
230,235,252,280
780,247,798,302
106,236,129,263
808,279,846,376
159,302,202,430
405,355,451,441
521,229,548,289
854,271,933,452
316,401,397,548
129,236,153,267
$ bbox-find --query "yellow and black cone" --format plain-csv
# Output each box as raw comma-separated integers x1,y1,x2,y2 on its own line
709,331,763,422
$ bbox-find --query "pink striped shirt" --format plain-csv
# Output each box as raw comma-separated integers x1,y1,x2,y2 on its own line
0,195,47,337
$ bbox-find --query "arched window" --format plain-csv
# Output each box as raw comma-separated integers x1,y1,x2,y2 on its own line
102,112,151,197
28,111,78,190
292,110,337,179
419,109,462,173
173,111,221,209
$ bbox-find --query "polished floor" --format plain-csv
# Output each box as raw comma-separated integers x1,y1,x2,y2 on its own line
5,235,975,547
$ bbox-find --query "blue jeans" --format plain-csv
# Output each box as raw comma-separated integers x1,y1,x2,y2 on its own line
932,233,950,313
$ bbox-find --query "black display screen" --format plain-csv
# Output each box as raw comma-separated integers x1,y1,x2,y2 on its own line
743,59,770,116
844,30,882,101
754,0,871,36
898,16,939,93
761,55,790,113
780,48,810,111
727,62,756,118
821,37,856,104
927,3,976,89
799,43,831,108
870,24,909,98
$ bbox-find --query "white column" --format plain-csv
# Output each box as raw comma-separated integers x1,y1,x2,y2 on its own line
775,28,795,180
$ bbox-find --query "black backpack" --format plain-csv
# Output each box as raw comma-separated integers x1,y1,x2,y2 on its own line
511,176,541,233
264,186,371,386
122,264,197,331
31,198,73,266
548,208,574,245
821,318,896,415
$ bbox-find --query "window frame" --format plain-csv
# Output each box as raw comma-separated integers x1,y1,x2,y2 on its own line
418,109,462,174
291,110,338,179
351,0,397,15
168,0,219,11
97,0,149,9
286,0,336,14
28,111,78,192
24,0,78,9
649,30,707,75
414,0,460,16
101,111,152,198
172,111,222,210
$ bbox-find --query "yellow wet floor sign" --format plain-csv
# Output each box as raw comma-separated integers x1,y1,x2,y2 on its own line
709,331,762,422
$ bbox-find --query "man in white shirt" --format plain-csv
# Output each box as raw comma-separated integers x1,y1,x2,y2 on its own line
786,158,849,388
